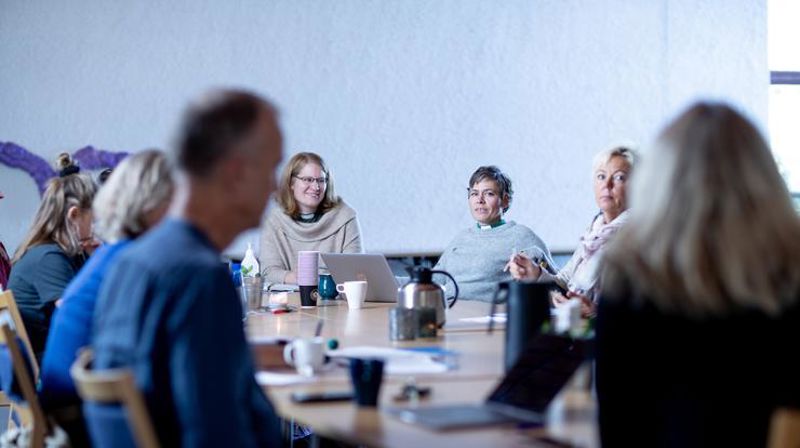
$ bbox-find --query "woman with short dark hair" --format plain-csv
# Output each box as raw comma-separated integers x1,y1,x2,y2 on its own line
434,165,553,302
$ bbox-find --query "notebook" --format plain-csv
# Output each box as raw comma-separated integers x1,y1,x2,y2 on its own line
386,334,591,430
320,253,399,302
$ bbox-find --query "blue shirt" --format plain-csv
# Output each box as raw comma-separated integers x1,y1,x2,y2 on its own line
92,219,280,447
7,243,85,355
40,240,133,410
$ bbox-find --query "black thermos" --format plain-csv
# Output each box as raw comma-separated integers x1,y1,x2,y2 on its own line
490,281,553,371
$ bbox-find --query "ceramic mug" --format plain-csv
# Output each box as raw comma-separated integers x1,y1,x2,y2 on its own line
337,281,367,310
283,337,326,376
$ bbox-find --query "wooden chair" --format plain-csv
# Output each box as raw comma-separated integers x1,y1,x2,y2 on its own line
0,323,49,447
0,289,41,432
70,349,160,448
0,290,39,380
769,407,800,448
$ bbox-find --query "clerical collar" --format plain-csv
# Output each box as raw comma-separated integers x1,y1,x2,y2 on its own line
476,219,505,230
298,212,321,223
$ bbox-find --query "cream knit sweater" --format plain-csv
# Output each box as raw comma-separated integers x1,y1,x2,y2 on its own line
259,202,363,283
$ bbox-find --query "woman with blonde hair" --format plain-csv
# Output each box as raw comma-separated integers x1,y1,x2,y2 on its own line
39,149,173,444
596,102,800,447
260,152,362,284
508,145,638,316
7,154,96,356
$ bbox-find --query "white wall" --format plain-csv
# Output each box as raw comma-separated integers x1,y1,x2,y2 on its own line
0,0,768,257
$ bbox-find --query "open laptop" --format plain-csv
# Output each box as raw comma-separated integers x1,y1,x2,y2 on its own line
320,253,399,302
386,334,591,430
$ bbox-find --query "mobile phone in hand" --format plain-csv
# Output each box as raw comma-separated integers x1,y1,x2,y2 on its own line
290,390,354,403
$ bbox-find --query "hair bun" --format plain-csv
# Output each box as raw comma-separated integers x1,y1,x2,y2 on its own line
56,152,80,177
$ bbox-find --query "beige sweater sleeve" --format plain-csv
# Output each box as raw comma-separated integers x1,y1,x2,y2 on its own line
342,217,364,253
260,220,291,284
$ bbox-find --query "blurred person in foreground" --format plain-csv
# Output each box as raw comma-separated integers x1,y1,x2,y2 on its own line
91,89,283,447
596,102,800,447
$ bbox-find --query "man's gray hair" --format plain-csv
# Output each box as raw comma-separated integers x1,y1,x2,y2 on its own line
175,89,277,177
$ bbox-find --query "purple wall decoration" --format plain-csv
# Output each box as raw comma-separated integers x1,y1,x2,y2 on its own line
0,141,129,195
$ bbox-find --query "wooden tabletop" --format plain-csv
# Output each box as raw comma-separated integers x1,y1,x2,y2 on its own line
247,297,598,447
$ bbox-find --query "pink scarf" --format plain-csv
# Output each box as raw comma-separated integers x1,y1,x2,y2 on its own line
579,211,629,260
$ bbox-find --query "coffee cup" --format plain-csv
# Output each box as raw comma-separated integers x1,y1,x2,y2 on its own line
283,337,326,377
296,251,320,286
349,358,384,407
337,281,367,310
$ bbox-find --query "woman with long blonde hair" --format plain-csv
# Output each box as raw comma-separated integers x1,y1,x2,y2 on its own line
260,151,362,284
7,153,97,356
596,102,800,447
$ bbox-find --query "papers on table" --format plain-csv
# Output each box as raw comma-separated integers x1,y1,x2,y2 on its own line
457,313,507,325
329,346,452,374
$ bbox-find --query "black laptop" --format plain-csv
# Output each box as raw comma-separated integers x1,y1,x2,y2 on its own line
386,334,591,430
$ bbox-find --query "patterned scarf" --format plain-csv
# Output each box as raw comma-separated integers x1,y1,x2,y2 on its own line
580,210,629,259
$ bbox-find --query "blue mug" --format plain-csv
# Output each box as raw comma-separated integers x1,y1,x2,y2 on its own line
318,274,337,300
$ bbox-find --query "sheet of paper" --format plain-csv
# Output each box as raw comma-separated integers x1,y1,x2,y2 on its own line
330,346,449,374
457,313,507,324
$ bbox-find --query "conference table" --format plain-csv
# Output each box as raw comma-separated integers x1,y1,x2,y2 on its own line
246,297,598,447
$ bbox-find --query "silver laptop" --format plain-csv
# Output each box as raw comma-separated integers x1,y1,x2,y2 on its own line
386,335,590,430
320,253,399,302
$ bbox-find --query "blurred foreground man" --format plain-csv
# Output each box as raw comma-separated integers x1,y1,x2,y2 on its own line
92,89,283,447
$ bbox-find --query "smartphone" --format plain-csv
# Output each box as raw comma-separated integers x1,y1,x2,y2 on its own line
290,390,354,403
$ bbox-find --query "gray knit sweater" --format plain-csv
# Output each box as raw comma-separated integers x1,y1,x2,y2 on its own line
259,201,363,283
433,220,553,303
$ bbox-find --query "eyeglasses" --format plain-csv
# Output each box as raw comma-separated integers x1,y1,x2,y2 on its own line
294,175,328,186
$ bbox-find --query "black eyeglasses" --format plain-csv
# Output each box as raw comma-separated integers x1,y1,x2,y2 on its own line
293,175,328,186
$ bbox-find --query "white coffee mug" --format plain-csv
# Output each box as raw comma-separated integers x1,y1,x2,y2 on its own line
337,281,367,310
283,337,326,376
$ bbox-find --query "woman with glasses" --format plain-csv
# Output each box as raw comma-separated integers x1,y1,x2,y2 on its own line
434,165,553,302
507,146,637,317
7,153,97,357
260,151,362,284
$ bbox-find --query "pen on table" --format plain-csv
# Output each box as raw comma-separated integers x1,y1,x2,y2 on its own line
314,319,324,338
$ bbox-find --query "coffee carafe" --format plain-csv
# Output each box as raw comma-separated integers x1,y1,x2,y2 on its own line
398,266,459,327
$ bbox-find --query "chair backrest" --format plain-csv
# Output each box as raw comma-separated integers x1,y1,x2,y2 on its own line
0,323,48,448
0,290,39,380
70,349,160,448
769,407,800,448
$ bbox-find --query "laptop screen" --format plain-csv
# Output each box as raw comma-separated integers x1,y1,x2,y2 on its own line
488,334,592,413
